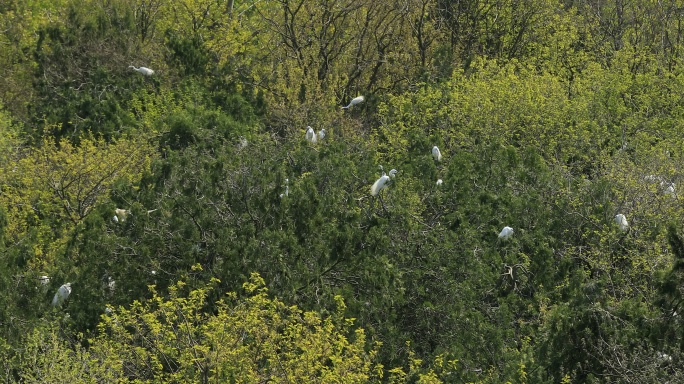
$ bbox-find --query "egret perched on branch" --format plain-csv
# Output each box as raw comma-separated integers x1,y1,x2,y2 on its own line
318,129,326,141
436,179,443,186
52,283,72,306
498,226,514,240
114,208,130,222
389,169,398,179
663,181,676,196
371,175,391,196
306,126,316,143
615,214,629,232
107,277,116,291
238,136,248,150
342,95,364,109
280,178,289,198
432,146,442,162
129,66,154,76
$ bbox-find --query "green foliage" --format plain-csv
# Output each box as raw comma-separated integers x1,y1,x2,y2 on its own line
5,0,684,381
4,275,441,383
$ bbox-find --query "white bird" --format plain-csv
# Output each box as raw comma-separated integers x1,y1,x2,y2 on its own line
432,146,442,162
615,214,629,231
238,136,248,149
662,181,676,196
280,179,289,198
666,184,676,195
389,169,398,179
318,129,326,141
129,66,154,76
436,179,443,186
306,126,315,142
52,283,72,306
371,175,390,196
342,95,365,109
114,208,130,222
498,226,514,240
39,275,50,285
106,276,116,291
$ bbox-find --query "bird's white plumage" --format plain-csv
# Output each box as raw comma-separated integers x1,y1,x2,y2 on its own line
436,179,443,186
306,126,315,142
371,175,390,196
318,129,326,141
114,208,129,222
615,214,629,231
52,283,72,306
107,277,116,291
280,178,289,198
342,95,365,109
389,169,398,179
238,136,248,149
663,181,676,196
129,66,154,76
432,146,442,162
498,226,514,240
39,275,50,285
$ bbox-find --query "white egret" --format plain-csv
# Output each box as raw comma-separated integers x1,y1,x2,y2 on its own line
662,181,676,196
52,283,72,306
129,66,154,76
114,208,130,222
280,178,289,198
436,179,443,186
657,351,673,362
112,215,119,223
238,136,248,149
306,126,315,142
498,226,514,240
342,95,364,109
389,169,398,179
318,129,326,141
666,184,676,195
614,214,629,231
432,146,442,162
371,175,390,196
39,275,50,285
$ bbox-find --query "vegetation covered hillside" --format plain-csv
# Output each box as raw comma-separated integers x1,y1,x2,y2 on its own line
2,0,684,382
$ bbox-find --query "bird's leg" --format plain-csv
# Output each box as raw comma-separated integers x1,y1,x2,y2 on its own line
379,194,389,215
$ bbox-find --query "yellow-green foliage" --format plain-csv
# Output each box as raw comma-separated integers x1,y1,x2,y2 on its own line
89,273,383,382
0,133,155,271
5,273,450,383
0,0,68,118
